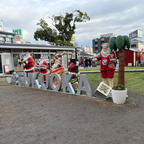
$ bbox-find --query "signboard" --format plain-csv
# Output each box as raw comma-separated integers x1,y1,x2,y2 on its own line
4,65,9,74
129,29,143,39
97,82,111,96
13,29,22,36
10,72,113,98
11,72,92,97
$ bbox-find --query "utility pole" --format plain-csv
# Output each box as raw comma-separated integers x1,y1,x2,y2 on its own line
75,47,78,74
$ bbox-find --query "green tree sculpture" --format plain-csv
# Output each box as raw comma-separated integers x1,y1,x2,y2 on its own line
109,35,130,87
34,10,90,46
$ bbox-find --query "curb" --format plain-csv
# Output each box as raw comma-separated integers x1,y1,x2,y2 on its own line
80,69,144,74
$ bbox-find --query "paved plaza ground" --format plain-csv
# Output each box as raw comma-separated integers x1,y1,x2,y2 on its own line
0,81,144,144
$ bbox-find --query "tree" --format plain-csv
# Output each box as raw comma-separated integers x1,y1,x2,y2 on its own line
109,35,130,87
34,10,90,46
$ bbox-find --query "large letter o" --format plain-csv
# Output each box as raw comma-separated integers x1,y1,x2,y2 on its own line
50,74,61,91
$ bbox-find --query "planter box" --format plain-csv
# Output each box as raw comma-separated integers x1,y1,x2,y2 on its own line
112,89,127,104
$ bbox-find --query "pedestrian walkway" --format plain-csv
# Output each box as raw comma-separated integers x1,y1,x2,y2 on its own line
0,81,143,144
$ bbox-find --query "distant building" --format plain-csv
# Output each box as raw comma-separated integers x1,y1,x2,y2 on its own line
12,29,31,44
129,29,143,40
0,21,16,44
130,40,144,52
129,30,144,52
89,47,93,55
92,33,116,54
0,31,16,43
81,46,93,55
92,37,109,54
0,23,30,44
15,36,31,44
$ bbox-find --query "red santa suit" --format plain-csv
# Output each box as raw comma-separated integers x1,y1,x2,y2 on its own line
39,59,49,81
23,55,35,74
68,59,81,91
68,60,77,78
96,50,116,79
68,59,81,78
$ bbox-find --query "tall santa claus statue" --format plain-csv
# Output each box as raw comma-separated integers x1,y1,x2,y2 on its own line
39,56,49,82
93,43,116,88
21,53,36,75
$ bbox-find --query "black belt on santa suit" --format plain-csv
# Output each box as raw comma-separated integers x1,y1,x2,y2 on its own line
40,69,47,72
24,65,33,69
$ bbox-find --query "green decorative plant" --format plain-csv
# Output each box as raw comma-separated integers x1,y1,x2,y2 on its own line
109,35,130,89
113,85,125,90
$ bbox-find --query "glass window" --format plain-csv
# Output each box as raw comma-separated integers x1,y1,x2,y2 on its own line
13,54,20,67
33,54,41,64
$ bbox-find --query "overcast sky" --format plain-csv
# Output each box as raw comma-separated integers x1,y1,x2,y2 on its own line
0,0,144,47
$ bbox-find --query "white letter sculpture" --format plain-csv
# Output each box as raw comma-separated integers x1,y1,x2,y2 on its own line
77,74,92,97
62,73,75,94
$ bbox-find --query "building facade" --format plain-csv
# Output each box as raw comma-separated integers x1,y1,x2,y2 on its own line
92,33,116,54
92,37,109,54
0,43,77,74
130,39,144,52
81,46,93,55
0,22,81,74
0,31,16,44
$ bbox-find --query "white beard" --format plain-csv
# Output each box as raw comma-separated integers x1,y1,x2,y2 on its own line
101,48,110,57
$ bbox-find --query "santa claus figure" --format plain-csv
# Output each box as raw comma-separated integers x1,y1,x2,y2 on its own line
93,43,116,88
68,54,81,91
51,54,63,69
50,52,66,88
39,56,49,82
21,53,36,74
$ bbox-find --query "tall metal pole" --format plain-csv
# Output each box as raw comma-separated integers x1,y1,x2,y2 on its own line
75,47,78,74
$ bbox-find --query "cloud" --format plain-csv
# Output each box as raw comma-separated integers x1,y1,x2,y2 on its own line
0,0,144,47
74,0,144,46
